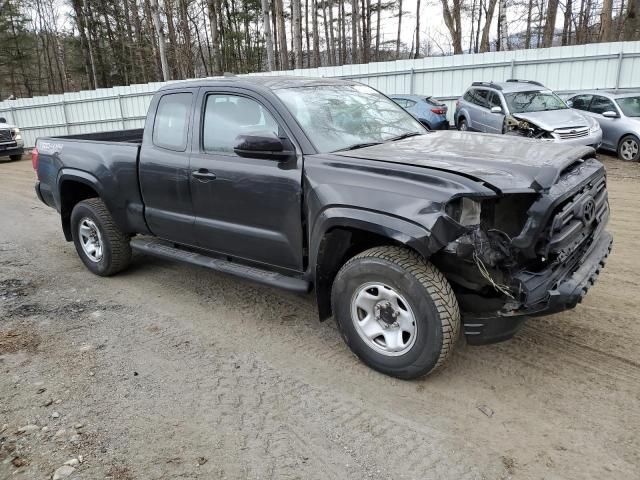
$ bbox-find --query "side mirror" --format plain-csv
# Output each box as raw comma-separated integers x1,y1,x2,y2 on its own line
0,117,6,123
602,110,619,118
233,133,294,161
490,106,503,114
566,100,573,108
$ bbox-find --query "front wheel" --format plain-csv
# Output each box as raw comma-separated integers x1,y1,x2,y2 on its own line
9,154,22,162
458,117,468,131
618,135,640,162
331,246,460,379
70,198,132,276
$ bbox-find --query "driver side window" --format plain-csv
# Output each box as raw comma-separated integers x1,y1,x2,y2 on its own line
202,94,280,154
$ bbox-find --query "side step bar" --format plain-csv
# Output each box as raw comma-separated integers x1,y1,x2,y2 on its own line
130,237,311,293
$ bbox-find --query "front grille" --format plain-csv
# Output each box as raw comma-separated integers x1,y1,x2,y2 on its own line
0,129,12,142
555,127,589,140
545,173,608,258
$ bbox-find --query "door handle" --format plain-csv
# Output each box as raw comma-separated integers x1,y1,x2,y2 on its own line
192,169,217,180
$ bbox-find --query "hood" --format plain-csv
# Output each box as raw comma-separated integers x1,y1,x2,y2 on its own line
512,109,590,131
335,131,595,192
0,121,17,130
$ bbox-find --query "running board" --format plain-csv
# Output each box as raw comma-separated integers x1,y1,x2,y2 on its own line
130,238,310,293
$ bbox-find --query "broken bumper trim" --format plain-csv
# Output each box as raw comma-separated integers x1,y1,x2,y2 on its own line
464,230,613,345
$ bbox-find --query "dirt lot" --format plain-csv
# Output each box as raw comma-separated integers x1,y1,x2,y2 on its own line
0,153,639,480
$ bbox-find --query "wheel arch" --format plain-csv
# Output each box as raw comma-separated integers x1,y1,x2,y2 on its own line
311,208,434,321
57,170,105,241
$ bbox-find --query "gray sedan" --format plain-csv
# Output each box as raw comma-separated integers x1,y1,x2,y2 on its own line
567,90,640,162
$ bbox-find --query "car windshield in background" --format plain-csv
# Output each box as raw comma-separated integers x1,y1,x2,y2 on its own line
275,84,424,153
504,90,567,114
616,96,640,117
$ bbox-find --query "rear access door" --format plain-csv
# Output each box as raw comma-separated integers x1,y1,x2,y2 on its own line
139,88,198,246
188,87,305,272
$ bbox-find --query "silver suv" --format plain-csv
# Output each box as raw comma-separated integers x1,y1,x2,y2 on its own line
454,79,602,148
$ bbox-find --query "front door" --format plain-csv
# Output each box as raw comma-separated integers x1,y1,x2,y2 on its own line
188,89,304,272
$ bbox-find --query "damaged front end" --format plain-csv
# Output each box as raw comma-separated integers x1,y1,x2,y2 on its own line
432,157,613,345
504,114,554,139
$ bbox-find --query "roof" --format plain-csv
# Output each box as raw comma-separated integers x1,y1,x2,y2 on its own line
469,80,548,93
569,89,640,99
158,75,358,92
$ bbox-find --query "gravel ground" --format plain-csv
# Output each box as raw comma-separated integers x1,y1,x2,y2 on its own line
0,153,639,480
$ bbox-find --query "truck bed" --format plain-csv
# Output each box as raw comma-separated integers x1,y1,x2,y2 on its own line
47,128,143,144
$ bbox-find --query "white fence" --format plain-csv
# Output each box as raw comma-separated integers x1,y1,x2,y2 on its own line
2,41,640,148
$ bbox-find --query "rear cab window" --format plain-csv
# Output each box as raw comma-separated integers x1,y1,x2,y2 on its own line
153,92,193,151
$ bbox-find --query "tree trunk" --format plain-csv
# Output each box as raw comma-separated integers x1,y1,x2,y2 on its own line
261,0,276,70
542,0,559,47
208,0,223,74
414,0,421,58
479,0,498,52
322,1,332,65
328,1,337,64
441,0,464,54
149,0,170,80
396,0,402,57
340,0,347,63
293,0,303,67
525,0,533,48
312,0,321,66
562,0,573,45
276,0,289,69
352,0,359,62
498,0,508,50
375,0,381,59
624,0,640,40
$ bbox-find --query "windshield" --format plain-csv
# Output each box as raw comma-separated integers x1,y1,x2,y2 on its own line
275,84,425,153
616,96,640,117
504,90,567,113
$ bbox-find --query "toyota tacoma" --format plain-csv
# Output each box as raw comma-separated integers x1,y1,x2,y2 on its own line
33,77,612,379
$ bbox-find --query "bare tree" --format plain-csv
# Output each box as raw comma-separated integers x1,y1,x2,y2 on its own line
352,0,359,62
600,0,613,41
624,0,640,40
261,0,275,70
542,0,559,47
441,0,464,54
414,0,421,58
396,0,403,58
292,0,303,66
149,0,170,80
480,0,498,52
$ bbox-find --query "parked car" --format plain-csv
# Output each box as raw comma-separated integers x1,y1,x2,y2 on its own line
0,116,24,161
390,94,449,130
33,77,611,379
566,90,640,162
454,79,602,147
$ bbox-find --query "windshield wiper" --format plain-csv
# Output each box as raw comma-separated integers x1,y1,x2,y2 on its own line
387,131,423,142
334,141,383,152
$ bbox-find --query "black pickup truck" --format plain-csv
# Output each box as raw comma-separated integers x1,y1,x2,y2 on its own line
33,77,612,379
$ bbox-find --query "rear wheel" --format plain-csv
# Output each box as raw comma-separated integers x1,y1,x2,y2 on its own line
618,135,640,162
70,198,132,276
9,154,21,162
331,246,460,379
458,117,468,131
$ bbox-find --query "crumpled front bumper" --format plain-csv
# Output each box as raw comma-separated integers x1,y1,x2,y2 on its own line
464,230,613,345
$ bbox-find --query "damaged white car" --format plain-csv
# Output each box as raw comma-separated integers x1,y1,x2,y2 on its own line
455,79,602,148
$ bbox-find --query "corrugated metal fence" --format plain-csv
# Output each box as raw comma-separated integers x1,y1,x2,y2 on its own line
2,41,640,148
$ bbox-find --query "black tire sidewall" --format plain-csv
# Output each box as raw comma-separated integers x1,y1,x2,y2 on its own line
9,155,22,162
332,257,444,378
618,135,640,162
70,202,116,276
458,117,467,131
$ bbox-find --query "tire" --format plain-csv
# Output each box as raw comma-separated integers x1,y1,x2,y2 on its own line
331,246,460,379
617,134,640,162
458,117,468,131
70,198,132,276
9,154,22,162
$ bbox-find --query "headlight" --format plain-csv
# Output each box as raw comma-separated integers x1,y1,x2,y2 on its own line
446,197,482,226
588,118,601,134
11,127,21,140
